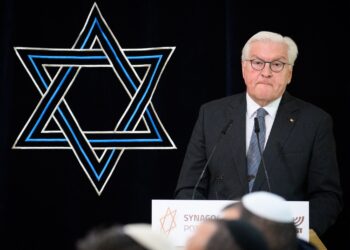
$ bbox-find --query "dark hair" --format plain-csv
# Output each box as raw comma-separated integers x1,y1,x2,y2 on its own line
206,219,269,250
241,207,297,250
205,220,237,250
76,225,148,250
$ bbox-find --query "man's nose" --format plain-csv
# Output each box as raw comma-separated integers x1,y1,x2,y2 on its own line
261,62,273,77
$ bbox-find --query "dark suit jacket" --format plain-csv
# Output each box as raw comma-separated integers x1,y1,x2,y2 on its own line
175,92,342,235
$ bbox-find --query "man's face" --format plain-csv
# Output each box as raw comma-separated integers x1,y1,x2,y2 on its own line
242,40,293,106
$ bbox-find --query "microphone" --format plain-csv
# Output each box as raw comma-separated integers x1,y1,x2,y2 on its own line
254,117,271,192
192,120,233,200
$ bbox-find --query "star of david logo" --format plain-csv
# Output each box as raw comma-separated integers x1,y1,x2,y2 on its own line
160,207,177,235
13,3,176,195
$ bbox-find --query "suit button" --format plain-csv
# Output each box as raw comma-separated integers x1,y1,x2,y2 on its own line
216,175,224,181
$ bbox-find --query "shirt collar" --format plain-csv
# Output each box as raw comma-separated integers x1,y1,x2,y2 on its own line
246,93,282,119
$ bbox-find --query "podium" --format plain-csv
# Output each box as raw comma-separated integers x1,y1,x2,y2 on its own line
152,199,309,248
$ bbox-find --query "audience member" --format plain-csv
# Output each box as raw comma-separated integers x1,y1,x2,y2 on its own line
185,219,269,250
241,191,311,250
220,192,317,250
76,223,175,250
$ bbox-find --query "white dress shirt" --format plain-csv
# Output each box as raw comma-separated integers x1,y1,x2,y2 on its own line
246,93,281,153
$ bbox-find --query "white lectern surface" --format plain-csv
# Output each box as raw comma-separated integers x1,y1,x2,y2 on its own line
152,200,309,247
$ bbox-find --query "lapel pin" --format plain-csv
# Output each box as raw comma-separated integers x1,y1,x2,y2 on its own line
289,118,295,123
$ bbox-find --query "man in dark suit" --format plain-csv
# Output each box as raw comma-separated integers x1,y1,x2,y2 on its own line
175,31,342,236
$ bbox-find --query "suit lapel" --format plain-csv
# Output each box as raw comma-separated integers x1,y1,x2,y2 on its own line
225,94,248,192
253,93,300,191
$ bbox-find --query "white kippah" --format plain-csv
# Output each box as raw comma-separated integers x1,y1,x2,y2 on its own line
123,223,175,250
242,191,294,223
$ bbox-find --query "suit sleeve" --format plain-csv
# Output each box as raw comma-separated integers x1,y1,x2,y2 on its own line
174,105,209,199
308,113,342,235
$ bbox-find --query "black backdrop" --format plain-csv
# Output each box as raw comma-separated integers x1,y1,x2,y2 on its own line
1,0,349,249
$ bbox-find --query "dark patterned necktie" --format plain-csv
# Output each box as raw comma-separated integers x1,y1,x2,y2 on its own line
247,108,267,192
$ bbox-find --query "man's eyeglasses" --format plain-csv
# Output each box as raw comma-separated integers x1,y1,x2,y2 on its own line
246,59,291,73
